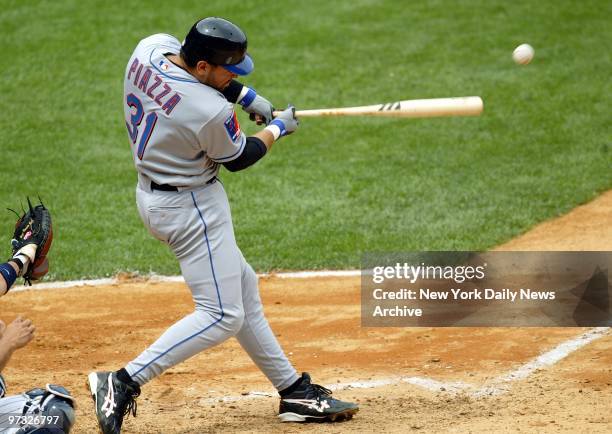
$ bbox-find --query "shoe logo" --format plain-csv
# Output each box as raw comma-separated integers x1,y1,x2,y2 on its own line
100,374,117,417
313,399,330,413
283,398,330,413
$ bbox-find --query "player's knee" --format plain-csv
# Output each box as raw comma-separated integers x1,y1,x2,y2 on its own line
18,384,76,433
221,307,245,334
194,304,244,335
242,263,257,287
242,263,257,284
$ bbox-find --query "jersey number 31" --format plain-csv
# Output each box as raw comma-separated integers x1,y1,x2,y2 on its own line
125,93,158,160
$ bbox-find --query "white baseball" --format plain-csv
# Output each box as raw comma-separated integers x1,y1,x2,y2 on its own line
513,43,534,65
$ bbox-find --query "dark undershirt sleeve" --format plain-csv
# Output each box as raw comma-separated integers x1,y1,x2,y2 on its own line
221,80,244,104
223,137,267,172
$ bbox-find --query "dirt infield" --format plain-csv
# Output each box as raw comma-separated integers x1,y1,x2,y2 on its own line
2,191,611,433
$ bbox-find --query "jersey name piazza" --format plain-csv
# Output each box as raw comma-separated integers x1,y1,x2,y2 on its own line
127,57,181,115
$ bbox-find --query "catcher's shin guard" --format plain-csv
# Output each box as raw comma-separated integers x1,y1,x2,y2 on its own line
16,384,76,433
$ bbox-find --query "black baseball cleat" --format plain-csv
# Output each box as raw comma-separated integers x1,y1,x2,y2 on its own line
87,371,140,434
278,373,359,422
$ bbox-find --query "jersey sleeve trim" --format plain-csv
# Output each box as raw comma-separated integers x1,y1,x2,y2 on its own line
210,135,247,162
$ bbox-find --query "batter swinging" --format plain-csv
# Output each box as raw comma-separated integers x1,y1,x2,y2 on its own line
86,17,358,433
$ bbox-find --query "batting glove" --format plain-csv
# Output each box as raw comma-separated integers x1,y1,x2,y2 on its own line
238,87,274,125
265,105,298,140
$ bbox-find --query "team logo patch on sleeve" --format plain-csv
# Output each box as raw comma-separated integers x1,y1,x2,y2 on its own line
224,111,242,143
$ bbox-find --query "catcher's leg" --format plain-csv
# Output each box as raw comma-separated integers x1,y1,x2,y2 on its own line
0,394,29,425
235,253,299,391
0,385,75,433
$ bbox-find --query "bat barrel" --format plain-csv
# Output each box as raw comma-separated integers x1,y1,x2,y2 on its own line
389,96,483,118
272,96,483,118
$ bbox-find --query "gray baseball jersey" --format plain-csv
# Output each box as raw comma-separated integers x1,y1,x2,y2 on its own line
122,34,299,392
124,34,246,188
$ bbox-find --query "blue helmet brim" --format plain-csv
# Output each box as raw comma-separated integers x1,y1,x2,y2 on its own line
223,53,254,75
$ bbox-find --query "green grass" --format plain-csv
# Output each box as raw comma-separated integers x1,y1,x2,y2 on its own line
0,0,609,279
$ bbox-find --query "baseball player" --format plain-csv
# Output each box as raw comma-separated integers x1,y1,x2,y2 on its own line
0,226,75,433
87,17,358,433
0,316,75,434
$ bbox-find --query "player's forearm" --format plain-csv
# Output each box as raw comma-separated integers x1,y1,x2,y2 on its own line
0,340,16,373
222,81,275,126
250,108,297,151
223,136,270,172
253,129,276,151
223,121,290,172
221,80,244,103
0,261,20,296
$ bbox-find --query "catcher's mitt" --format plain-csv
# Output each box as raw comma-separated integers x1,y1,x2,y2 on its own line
11,198,53,285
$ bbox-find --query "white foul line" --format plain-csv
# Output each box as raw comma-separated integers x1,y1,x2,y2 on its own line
8,270,361,293
199,327,609,404
474,326,610,397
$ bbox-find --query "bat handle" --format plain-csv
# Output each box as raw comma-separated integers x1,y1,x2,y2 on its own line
272,109,301,117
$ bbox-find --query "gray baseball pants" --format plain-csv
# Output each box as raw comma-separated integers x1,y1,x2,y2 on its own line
125,180,299,391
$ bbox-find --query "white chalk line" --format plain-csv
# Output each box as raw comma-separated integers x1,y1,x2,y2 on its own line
9,270,361,293
198,326,609,404
474,326,610,397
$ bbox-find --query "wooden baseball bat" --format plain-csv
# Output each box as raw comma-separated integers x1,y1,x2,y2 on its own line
272,96,483,118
